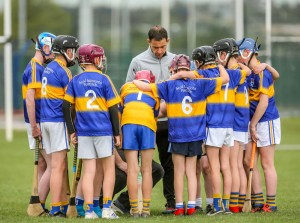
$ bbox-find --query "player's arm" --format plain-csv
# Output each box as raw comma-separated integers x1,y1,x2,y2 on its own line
132,80,152,91
158,101,167,118
169,71,197,80
218,64,230,84
238,63,251,76
115,149,127,173
252,63,280,80
108,104,120,147
62,100,77,145
249,93,268,142
26,88,40,138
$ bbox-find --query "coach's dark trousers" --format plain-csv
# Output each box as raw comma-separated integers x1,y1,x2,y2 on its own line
156,120,175,208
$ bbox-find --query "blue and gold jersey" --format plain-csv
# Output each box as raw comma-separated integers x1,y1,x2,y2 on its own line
197,65,246,128
120,82,160,132
247,69,279,122
41,59,72,122
22,58,44,123
64,70,121,136
151,78,222,142
231,64,250,132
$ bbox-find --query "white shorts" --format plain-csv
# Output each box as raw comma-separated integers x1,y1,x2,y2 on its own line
78,136,114,159
249,118,281,147
26,123,40,150
205,127,234,147
41,122,69,154
233,131,248,144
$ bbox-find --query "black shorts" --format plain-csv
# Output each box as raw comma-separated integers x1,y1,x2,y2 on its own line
169,140,203,157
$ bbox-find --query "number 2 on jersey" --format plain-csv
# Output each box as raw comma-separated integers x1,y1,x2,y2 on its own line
85,90,99,109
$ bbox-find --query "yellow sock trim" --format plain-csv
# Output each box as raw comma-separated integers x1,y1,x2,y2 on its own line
213,194,221,199
103,197,112,205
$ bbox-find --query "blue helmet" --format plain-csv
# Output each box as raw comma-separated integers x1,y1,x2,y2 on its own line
35,32,56,56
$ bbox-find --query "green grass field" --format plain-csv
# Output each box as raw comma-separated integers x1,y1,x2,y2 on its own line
0,117,300,222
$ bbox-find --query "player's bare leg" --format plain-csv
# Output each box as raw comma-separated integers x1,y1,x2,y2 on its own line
202,155,213,212
229,141,240,213
141,149,154,216
93,159,104,217
220,145,232,212
238,144,247,211
82,159,97,216
185,156,197,214
38,150,51,210
172,153,185,215
196,158,202,211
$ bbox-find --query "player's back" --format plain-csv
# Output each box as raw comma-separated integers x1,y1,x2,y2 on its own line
65,70,120,136
200,65,245,128
247,69,279,122
153,78,218,142
22,58,44,123
40,59,72,122
120,82,159,132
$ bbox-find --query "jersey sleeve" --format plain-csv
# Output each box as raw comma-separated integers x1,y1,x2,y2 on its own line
201,77,222,97
259,70,273,95
151,82,167,100
228,69,245,87
104,76,121,107
64,80,75,104
61,69,73,92
193,70,204,78
27,61,42,89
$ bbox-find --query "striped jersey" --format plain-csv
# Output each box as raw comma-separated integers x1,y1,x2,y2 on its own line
246,69,279,122
64,70,121,136
196,65,246,128
40,59,72,122
22,58,44,123
231,64,250,132
120,82,160,132
150,77,222,142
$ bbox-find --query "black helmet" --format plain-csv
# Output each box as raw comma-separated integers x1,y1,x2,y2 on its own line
213,38,239,56
52,35,79,67
52,35,79,54
192,46,216,68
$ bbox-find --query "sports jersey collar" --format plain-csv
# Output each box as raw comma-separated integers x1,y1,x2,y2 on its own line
55,58,67,67
84,69,103,74
31,57,43,66
204,64,217,69
229,63,239,70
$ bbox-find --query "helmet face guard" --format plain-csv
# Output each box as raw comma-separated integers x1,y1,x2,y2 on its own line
52,35,79,67
135,70,155,83
33,32,56,64
213,38,239,68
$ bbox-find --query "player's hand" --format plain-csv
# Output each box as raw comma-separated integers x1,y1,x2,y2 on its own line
31,125,41,140
70,132,78,147
250,125,258,143
116,161,128,174
253,63,267,74
114,135,121,147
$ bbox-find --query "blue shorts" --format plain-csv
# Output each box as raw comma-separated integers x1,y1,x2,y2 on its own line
122,124,155,150
168,140,203,157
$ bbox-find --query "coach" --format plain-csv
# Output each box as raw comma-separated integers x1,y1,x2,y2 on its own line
125,25,176,214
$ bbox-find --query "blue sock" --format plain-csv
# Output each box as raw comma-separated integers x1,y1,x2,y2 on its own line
50,203,61,215
86,203,94,213
176,202,184,209
93,197,100,207
187,201,196,209
103,198,112,209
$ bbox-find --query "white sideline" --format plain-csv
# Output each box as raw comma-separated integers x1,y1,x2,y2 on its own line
276,144,300,151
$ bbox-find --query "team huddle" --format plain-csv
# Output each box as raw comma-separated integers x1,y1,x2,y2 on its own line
22,25,281,219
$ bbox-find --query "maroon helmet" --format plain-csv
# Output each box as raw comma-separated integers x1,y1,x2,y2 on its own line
78,44,105,64
169,54,190,72
135,70,155,83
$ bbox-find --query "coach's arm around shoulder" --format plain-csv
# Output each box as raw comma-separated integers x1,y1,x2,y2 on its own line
62,100,77,146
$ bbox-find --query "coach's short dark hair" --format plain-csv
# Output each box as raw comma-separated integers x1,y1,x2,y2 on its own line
148,25,168,41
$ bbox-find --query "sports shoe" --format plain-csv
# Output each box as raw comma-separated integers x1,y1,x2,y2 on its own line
195,206,203,213
207,208,224,216
229,206,239,213
262,204,277,213
206,204,213,214
76,205,85,217
173,208,185,216
162,204,176,214
223,208,233,215
186,207,196,215
238,207,243,212
94,206,102,218
102,208,119,219
85,211,99,219
48,211,66,218
111,199,130,214
141,211,150,218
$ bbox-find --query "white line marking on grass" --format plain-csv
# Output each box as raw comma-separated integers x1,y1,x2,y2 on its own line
276,144,300,150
